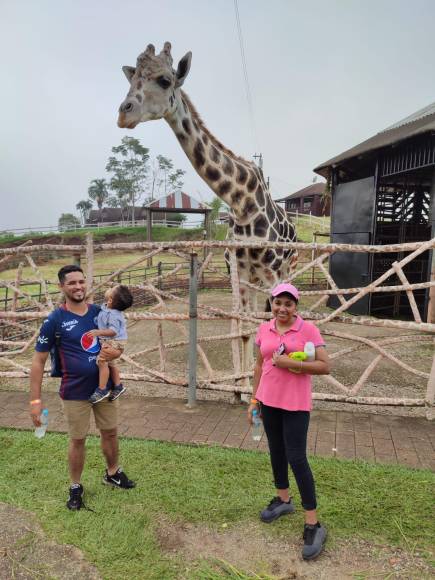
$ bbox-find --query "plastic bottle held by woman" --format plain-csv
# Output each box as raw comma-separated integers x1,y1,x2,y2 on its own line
304,342,315,362
34,408,49,439
252,409,262,441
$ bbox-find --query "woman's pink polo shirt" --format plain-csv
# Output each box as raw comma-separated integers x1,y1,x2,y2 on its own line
255,316,325,412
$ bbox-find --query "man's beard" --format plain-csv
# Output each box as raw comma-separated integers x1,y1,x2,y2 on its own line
68,294,85,303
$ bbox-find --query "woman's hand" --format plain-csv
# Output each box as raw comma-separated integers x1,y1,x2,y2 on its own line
272,352,291,368
247,402,259,425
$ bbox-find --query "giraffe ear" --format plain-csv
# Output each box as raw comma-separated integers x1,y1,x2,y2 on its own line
122,66,136,83
175,52,192,87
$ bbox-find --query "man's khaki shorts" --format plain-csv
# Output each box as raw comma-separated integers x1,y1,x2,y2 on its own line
62,399,119,439
97,339,127,368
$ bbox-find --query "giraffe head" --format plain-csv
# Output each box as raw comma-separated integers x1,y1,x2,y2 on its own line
118,42,191,129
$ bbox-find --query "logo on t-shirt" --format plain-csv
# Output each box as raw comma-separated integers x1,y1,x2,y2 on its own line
80,333,100,354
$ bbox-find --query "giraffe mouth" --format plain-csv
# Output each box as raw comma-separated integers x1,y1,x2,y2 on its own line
117,113,138,129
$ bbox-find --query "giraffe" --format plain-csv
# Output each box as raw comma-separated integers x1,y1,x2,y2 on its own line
117,42,297,307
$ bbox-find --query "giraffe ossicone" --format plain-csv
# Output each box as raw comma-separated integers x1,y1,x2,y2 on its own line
117,42,297,299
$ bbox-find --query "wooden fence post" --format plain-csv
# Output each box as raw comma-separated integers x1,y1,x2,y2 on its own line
426,338,435,420
187,252,198,407
86,233,94,303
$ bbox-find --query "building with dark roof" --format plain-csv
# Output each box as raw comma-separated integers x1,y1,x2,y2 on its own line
276,182,329,216
314,101,435,320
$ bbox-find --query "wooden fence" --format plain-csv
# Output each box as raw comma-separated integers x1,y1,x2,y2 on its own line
0,234,434,418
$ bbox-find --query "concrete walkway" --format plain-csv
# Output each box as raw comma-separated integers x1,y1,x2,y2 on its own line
1,391,434,470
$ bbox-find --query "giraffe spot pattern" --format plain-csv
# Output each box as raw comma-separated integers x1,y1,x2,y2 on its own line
182,118,191,135
255,185,265,207
202,133,209,145
266,198,275,222
236,248,245,258
137,81,143,89
269,228,278,241
234,224,244,235
210,146,221,163
242,198,257,217
249,248,261,260
193,140,205,167
236,164,248,185
136,93,142,102
262,249,275,264
245,224,251,236
247,171,257,192
223,156,234,176
176,133,186,143
231,190,244,205
218,181,232,195
182,100,188,113
253,214,268,237
193,120,199,132
205,166,221,181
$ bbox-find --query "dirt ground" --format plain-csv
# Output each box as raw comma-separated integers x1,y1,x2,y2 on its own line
1,501,432,579
1,290,432,417
158,516,434,579
0,502,100,579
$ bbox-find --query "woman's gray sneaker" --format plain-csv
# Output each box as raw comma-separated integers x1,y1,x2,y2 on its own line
302,523,327,560
260,496,295,523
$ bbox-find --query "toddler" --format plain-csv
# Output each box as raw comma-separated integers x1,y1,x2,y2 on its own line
88,285,133,404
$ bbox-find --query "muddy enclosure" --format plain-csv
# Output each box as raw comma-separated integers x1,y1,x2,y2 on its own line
2,289,432,417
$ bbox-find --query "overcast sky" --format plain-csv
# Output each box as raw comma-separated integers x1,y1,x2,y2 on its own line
1,0,435,231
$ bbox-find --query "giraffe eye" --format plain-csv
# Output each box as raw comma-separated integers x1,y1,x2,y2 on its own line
156,76,171,89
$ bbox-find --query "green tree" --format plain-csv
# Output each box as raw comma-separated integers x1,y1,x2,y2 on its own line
147,155,186,202
58,213,81,232
209,197,228,237
88,179,109,221
168,212,187,227
155,154,173,197
106,137,150,225
76,199,93,225
168,168,186,194
106,196,120,208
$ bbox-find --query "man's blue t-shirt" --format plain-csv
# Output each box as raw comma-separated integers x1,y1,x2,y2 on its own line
35,304,111,400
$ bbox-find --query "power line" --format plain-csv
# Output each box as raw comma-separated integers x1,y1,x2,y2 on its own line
233,0,258,151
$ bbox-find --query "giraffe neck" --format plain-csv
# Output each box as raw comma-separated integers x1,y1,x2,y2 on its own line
165,90,269,226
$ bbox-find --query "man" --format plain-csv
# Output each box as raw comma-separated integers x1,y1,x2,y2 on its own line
29,265,135,510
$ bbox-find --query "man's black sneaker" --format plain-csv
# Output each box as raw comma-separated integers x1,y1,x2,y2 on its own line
260,496,295,523
66,483,83,510
89,387,111,404
302,523,327,560
109,384,126,401
103,467,136,489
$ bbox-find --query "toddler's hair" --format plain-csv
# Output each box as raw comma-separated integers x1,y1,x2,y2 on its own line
111,285,133,311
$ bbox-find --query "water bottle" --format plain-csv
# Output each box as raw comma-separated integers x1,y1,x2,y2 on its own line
34,409,49,439
304,342,315,362
252,409,262,441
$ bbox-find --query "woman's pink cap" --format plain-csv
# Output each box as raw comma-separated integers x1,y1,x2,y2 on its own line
270,283,299,301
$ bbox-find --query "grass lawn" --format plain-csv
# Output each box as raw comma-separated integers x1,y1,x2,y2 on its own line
0,429,433,579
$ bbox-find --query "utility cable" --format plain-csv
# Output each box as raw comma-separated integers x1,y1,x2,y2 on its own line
233,0,259,152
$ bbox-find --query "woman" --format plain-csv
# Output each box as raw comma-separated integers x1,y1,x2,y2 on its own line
248,283,330,560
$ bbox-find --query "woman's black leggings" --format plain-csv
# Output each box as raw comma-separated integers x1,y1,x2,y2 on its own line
261,403,317,511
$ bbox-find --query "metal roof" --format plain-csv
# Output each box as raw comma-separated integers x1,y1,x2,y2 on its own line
314,101,435,177
275,182,326,202
146,192,210,210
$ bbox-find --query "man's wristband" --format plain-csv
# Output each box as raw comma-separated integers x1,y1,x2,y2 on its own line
30,399,41,405
250,398,258,404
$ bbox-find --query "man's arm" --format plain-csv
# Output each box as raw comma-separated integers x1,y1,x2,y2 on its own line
29,351,49,427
